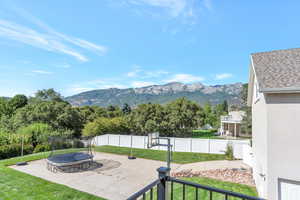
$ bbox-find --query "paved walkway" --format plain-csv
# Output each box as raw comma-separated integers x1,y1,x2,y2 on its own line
11,153,250,200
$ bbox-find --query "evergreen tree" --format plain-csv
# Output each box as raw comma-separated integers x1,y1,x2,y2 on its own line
222,100,228,113
122,103,132,115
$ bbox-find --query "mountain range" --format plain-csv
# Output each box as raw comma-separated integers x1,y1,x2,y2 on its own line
65,82,244,107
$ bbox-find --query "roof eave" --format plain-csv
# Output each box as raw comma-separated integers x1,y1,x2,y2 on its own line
260,87,300,93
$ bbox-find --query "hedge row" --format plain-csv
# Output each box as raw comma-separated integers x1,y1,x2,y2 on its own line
0,141,85,160
0,144,34,160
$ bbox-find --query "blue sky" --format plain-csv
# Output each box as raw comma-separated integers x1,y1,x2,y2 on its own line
0,0,300,97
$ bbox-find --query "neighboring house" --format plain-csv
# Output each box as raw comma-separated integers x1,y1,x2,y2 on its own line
248,48,300,200
219,111,245,137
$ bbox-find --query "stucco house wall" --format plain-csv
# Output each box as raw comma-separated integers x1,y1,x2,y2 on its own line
265,93,300,200
248,48,300,200
251,76,268,198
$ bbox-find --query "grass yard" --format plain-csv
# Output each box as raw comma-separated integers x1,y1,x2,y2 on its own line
175,177,257,199
95,145,226,164
147,177,258,200
192,129,221,139
0,166,105,200
0,150,106,200
0,146,255,200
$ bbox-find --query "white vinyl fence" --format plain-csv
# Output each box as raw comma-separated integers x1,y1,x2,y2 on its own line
94,134,250,159
242,144,254,167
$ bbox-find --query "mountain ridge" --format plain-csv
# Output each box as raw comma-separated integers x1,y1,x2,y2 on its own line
65,82,244,107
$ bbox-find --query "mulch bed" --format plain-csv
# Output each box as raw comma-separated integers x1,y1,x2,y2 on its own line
171,168,255,186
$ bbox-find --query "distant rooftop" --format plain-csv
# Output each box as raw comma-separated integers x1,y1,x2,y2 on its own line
251,48,300,92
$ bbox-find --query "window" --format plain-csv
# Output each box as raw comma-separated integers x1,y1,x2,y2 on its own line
279,178,300,200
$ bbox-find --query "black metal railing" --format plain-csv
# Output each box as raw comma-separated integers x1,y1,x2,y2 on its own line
127,167,264,200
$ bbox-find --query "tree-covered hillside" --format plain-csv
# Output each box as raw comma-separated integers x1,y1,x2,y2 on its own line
65,82,243,107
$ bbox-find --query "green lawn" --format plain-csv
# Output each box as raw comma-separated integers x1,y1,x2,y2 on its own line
192,129,220,139
147,177,257,200
0,166,105,200
95,145,226,164
0,149,106,200
0,147,256,200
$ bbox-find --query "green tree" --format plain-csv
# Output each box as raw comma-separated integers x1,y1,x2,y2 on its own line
110,117,129,133
82,119,107,137
122,103,132,115
213,102,229,128
241,83,248,106
203,102,217,127
106,105,122,118
17,123,53,147
0,98,13,117
221,100,228,113
77,106,97,125
165,98,202,136
11,101,82,136
33,88,64,102
128,103,166,134
240,83,252,135
241,107,252,135
82,117,128,137
9,95,28,110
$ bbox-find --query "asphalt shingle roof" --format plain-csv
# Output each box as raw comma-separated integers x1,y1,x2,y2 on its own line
251,48,300,92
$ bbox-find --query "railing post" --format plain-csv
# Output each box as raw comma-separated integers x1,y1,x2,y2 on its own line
157,167,170,200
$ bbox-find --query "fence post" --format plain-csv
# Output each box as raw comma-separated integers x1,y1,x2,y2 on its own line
119,135,121,146
157,167,170,200
108,134,110,145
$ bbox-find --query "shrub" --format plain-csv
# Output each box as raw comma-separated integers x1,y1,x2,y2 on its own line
225,143,234,160
82,118,110,137
17,123,53,147
0,131,10,146
83,117,129,137
0,144,34,160
33,143,51,153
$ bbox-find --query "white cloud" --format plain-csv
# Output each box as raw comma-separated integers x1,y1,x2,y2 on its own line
215,73,233,80
127,68,142,77
144,70,169,78
138,0,186,17
67,79,128,95
0,15,107,62
131,81,155,87
122,0,212,22
31,70,53,74
165,73,204,83
70,38,107,55
19,7,108,56
126,66,169,78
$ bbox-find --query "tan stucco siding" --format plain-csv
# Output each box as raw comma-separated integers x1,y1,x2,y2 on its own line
265,93,300,200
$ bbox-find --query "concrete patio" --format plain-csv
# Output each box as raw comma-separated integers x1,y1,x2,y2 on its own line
10,152,249,200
